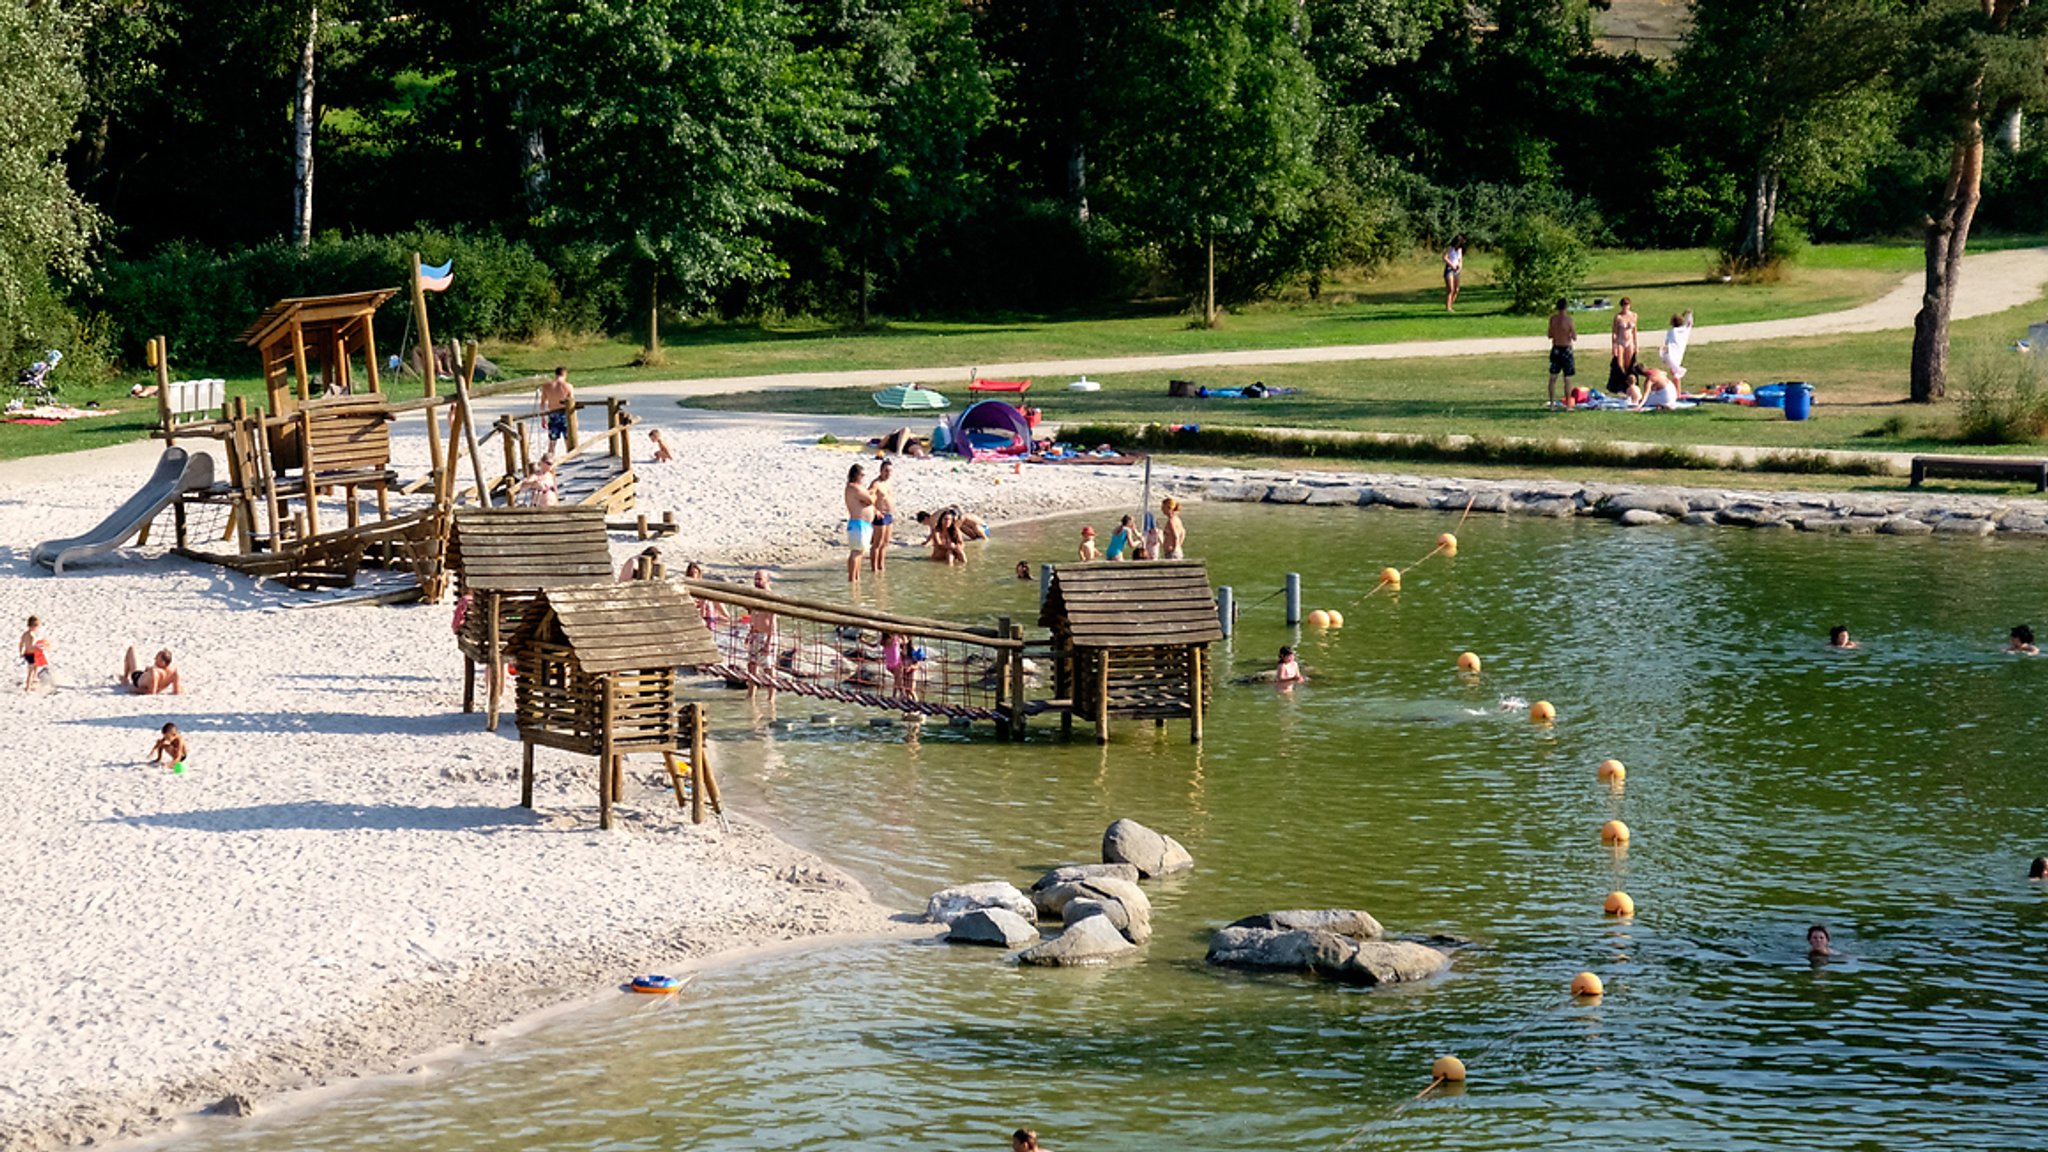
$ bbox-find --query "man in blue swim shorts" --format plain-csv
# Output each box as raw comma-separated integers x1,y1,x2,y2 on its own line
539,366,574,451
1546,299,1577,408
843,463,876,584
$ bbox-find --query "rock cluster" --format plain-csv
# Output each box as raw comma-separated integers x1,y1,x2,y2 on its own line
1205,910,1451,987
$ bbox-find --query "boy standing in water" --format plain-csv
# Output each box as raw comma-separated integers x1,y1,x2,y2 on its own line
538,367,575,454
1160,497,1186,559
747,569,778,702
869,459,896,574
843,464,875,584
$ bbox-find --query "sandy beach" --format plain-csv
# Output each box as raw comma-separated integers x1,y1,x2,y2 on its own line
0,407,1157,1150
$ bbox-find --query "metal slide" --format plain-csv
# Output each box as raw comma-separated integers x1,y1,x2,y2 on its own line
32,447,215,574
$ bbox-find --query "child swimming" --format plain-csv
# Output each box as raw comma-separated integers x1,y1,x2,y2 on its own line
2007,625,2038,655
1274,646,1305,692
1828,625,1858,649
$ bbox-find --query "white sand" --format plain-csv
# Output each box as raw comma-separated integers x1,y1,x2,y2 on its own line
0,408,1156,1150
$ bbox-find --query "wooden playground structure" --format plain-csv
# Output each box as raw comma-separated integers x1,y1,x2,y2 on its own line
131,272,640,598
448,506,617,730
510,582,725,830
1039,562,1221,743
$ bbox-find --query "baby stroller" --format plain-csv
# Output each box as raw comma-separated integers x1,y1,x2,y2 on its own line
10,350,62,406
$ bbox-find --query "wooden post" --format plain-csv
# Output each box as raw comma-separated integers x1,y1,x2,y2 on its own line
255,406,284,550
152,337,173,437
463,656,476,713
297,410,321,538
409,252,445,482
458,343,490,507
607,398,623,459
291,323,311,402
994,616,1012,738
1095,650,1111,745
484,593,502,731
1189,645,1205,744
362,314,381,393
690,704,707,825
599,675,617,830
229,397,256,553
1008,624,1028,741
520,740,535,809
565,402,580,453
496,416,518,501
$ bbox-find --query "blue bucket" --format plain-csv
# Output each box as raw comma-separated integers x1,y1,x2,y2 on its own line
1783,382,1814,421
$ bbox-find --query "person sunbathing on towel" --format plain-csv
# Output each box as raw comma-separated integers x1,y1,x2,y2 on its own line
122,647,182,694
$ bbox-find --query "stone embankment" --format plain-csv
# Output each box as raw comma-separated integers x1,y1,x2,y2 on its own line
1197,472,2048,537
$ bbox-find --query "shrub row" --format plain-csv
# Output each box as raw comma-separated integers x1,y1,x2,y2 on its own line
91,230,586,369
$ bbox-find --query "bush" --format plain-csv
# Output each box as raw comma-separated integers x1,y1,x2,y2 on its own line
1495,215,1592,315
1956,344,2048,444
3,276,112,387
94,230,571,369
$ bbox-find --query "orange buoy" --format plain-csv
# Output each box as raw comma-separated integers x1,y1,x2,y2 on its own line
1307,609,1331,628
1327,610,1345,628
1597,758,1626,782
1431,1055,1467,1082
1530,700,1557,724
1600,819,1630,845
1457,651,1482,674
1604,891,1635,917
1379,566,1402,589
1571,971,1604,998
1438,532,1458,557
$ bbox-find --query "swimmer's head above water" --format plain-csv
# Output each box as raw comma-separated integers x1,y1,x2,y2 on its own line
2030,856,2047,880
1828,625,1856,648
1807,924,1833,956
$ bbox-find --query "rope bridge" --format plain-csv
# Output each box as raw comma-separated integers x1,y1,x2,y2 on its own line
677,577,1029,723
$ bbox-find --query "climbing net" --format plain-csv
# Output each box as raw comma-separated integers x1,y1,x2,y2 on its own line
693,597,1010,720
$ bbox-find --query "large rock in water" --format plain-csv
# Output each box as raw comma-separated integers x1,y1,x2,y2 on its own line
1206,927,1448,987
947,907,1040,948
1017,913,1139,966
1227,909,1382,940
1051,875,1153,944
1101,819,1195,878
926,881,1036,926
1031,862,1142,893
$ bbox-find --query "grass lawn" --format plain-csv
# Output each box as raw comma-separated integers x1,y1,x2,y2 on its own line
3,240,2038,463
485,242,1951,387
684,294,2048,459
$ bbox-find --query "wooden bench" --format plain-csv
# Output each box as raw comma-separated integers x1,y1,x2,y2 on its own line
1909,455,2048,492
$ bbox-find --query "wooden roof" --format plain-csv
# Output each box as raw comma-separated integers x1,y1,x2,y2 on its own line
239,289,399,348
521,583,720,673
1040,561,1223,648
450,507,615,591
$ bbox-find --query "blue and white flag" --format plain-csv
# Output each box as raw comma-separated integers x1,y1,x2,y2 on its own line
418,259,453,292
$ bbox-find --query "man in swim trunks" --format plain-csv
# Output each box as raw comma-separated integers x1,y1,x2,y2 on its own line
844,464,876,584
868,459,896,574
1547,298,1577,407
122,646,182,695
539,366,574,453
747,568,777,702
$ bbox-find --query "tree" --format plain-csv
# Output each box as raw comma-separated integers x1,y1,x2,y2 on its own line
1100,0,1324,326
292,5,319,248
1679,0,1900,272
0,0,100,363
1903,0,2048,401
531,0,860,354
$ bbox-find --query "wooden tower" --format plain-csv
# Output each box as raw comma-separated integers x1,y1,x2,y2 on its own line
1039,561,1222,744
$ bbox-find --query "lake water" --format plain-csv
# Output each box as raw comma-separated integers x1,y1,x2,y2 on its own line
187,504,2048,1151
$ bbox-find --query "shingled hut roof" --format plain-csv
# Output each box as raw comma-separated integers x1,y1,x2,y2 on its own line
518,583,720,673
1039,561,1223,648
450,507,616,591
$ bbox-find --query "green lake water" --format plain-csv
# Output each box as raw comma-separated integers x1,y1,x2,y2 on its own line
188,504,2048,1151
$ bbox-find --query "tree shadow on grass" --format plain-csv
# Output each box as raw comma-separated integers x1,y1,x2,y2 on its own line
105,800,542,833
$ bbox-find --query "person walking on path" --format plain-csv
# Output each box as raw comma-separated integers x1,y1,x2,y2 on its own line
538,366,575,454
868,459,897,574
1546,299,1577,407
1443,236,1465,312
843,464,875,585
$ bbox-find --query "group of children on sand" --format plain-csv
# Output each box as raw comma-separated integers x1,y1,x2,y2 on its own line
21,614,189,769
1075,499,1186,563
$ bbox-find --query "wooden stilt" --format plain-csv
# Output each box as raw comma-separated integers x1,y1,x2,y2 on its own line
690,704,707,825
520,741,535,808
463,656,476,713
599,676,617,830
1096,651,1111,745
485,593,502,731
1190,646,1205,744
1008,623,1028,741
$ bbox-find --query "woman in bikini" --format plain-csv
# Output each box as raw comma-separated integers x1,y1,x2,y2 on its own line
122,647,183,695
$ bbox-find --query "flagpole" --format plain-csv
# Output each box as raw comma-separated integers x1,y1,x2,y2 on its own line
411,251,446,483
